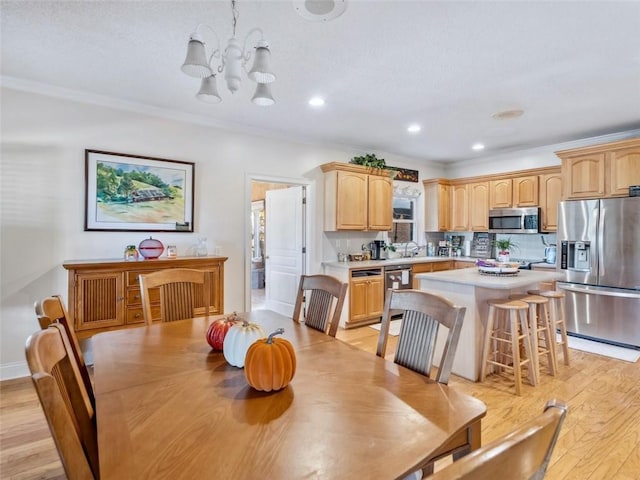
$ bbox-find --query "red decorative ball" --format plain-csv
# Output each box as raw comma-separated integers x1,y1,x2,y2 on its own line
138,237,164,259
206,313,241,350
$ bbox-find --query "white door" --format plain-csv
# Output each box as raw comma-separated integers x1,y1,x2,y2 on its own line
264,186,305,316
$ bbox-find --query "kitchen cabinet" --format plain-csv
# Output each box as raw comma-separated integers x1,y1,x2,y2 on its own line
489,176,538,208
412,260,453,287
349,269,384,326
539,172,562,232
423,179,450,231
63,256,227,338
454,261,476,270
468,182,490,231
321,162,392,231
450,184,469,231
489,179,512,209
557,138,640,199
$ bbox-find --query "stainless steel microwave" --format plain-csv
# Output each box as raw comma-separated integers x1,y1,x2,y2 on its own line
488,207,540,233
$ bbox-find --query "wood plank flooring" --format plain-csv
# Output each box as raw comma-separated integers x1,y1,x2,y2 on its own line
2,324,639,479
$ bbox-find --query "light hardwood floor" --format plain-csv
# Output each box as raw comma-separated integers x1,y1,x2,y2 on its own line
2,325,639,479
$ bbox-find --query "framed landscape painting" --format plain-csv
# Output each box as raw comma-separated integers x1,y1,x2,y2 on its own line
85,150,194,232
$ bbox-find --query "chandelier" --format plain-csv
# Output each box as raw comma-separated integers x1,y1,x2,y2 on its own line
181,0,276,106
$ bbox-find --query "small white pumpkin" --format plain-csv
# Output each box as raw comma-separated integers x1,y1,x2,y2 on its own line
223,320,266,368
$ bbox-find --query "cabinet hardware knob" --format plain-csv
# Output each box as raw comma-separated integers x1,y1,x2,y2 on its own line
134,313,140,318
135,295,140,300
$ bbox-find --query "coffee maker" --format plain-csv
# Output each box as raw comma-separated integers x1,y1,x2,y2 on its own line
369,240,386,260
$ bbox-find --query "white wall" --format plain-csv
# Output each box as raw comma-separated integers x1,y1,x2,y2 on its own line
0,87,442,379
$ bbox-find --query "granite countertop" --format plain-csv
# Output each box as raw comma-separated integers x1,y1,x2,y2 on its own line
416,268,565,289
322,256,478,270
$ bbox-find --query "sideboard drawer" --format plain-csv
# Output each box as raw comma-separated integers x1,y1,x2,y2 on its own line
127,287,160,305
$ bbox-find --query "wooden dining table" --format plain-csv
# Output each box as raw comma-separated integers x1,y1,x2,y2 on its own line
93,309,487,479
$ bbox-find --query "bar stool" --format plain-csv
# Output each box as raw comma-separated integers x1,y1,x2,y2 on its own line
511,294,557,380
529,289,570,367
481,298,536,395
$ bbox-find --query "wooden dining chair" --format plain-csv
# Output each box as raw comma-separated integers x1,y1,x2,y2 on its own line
34,295,94,409
139,268,211,324
292,274,348,337
376,289,466,385
427,399,568,479
26,323,100,479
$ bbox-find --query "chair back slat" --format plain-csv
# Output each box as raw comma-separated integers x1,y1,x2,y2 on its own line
293,275,348,337
376,289,466,384
395,310,439,377
140,269,211,324
26,324,99,479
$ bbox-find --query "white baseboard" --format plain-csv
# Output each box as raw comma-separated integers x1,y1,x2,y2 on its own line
0,361,30,381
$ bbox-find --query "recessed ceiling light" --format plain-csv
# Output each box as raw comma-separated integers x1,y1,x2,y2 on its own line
308,96,325,107
407,124,421,133
294,0,347,22
492,109,524,120
472,143,485,151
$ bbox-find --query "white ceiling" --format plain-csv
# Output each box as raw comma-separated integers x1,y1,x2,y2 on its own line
2,0,640,163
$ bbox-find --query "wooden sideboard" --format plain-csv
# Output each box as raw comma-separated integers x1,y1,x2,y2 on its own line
63,256,227,338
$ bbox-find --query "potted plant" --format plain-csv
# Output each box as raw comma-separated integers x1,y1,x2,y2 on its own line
495,238,518,262
350,154,398,178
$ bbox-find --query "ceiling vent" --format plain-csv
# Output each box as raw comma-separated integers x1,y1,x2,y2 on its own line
293,0,347,22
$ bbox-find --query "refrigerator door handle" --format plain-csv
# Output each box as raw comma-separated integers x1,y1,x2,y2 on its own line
597,200,604,277
559,284,640,300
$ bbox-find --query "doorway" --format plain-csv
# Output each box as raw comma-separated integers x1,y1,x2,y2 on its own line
248,179,309,313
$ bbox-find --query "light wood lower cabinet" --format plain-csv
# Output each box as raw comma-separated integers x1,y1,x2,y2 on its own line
349,271,384,327
63,256,227,338
412,261,453,287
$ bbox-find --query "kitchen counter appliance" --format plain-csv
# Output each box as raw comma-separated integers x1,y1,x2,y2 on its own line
385,264,413,317
488,207,540,234
557,197,640,348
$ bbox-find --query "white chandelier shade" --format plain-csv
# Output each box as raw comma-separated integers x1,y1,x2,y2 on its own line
181,1,276,106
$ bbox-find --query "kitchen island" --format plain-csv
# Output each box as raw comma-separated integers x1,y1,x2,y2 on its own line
416,268,565,381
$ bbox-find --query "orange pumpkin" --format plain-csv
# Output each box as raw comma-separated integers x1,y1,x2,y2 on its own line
244,328,296,392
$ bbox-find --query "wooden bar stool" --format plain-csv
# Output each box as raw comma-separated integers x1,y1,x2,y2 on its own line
511,294,557,380
530,289,570,367
481,298,536,395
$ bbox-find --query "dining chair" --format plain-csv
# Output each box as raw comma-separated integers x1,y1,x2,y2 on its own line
292,274,348,337
26,323,100,479
427,399,568,479
34,295,94,409
376,289,466,385
139,268,211,324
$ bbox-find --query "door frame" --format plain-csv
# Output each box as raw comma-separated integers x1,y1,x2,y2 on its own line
244,173,313,312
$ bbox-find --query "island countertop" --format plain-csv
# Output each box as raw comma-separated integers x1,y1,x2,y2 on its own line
415,268,565,289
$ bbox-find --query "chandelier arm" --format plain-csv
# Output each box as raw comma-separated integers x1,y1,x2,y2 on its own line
193,24,223,69
241,27,266,63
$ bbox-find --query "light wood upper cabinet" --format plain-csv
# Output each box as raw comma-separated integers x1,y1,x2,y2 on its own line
322,163,392,231
539,172,562,232
489,176,538,208
557,138,640,199
368,175,393,230
468,182,489,231
489,179,512,209
423,179,450,231
450,184,469,231
562,154,606,199
513,175,539,206
607,145,640,196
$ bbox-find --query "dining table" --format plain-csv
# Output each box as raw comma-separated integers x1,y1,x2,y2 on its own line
92,309,487,479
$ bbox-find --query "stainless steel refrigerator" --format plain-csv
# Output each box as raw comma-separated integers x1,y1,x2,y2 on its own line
557,197,640,348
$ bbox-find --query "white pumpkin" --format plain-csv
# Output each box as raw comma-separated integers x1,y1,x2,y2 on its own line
223,320,266,368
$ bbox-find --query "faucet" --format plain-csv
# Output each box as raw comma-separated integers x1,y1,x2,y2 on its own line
403,241,420,258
